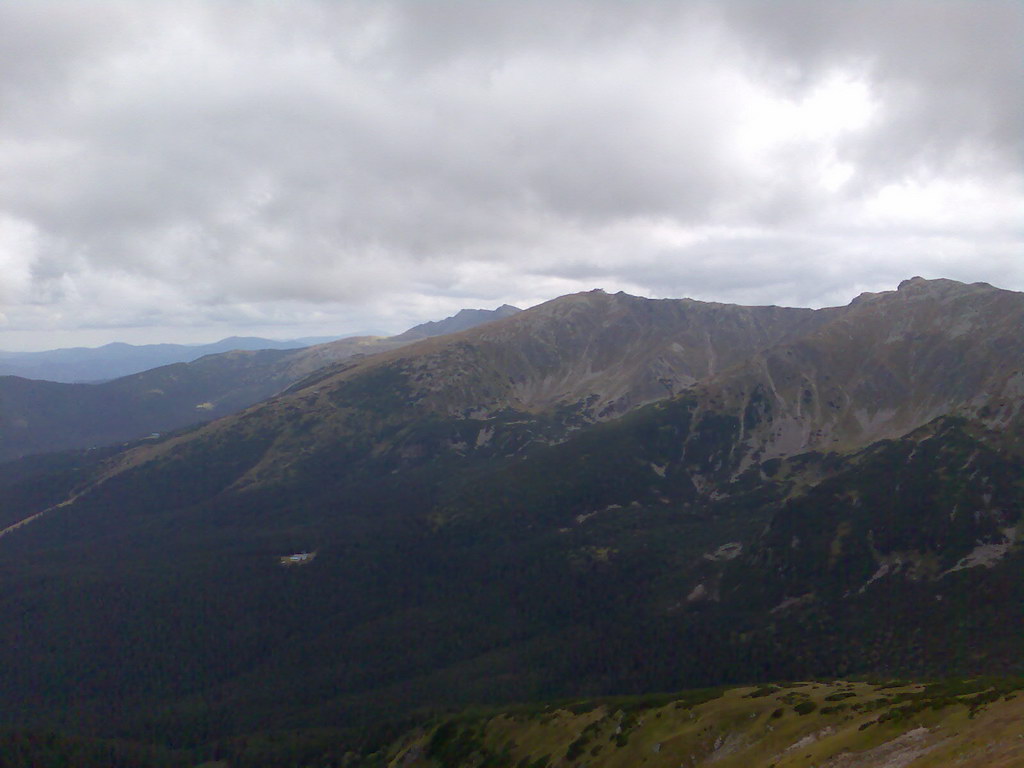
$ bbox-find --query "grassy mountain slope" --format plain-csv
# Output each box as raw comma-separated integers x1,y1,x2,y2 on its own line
3,678,1022,767
382,678,1024,768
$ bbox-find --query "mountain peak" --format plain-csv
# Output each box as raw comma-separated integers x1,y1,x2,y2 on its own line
390,304,522,342
897,275,927,290
894,275,999,295
851,277,1004,309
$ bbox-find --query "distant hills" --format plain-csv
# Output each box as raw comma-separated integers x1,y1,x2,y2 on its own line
390,304,521,341
0,305,520,462
0,278,1021,754
0,305,523,384
0,335,341,383
5,677,1022,765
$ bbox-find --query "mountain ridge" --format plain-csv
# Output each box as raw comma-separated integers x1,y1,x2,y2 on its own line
89,277,1023,498
86,289,840,496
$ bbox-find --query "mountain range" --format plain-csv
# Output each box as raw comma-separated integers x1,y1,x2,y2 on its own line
0,305,521,462
0,336,342,383
0,277,1021,763
0,305,524,385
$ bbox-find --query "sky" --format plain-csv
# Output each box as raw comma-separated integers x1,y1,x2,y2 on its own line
0,0,1021,351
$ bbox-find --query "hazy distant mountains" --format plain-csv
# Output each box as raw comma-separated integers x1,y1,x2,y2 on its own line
0,306,524,384
0,335,341,383
0,305,520,462
0,278,1021,747
390,304,521,341
98,277,1019,494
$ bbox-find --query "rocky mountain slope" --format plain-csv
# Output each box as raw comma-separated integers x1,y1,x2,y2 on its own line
689,277,1024,463
83,277,1022,504
3,677,1022,766
0,278,1021,750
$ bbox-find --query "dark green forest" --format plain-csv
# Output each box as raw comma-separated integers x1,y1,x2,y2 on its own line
1,387,1022,766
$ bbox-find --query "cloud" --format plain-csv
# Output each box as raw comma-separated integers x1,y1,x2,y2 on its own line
721,1,1024,176
0,0,1020,349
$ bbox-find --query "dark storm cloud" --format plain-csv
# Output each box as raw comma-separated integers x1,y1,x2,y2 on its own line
0,1,1020,349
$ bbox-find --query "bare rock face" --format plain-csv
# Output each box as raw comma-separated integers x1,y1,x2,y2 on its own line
688,277,1024,465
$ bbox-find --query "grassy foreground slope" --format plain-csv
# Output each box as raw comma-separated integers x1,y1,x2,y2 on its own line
2,678,1021,767
385,678,1024,768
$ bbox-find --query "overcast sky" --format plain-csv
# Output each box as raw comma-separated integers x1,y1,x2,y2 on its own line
0,1,1021,350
